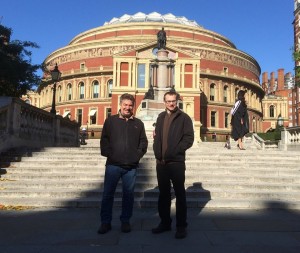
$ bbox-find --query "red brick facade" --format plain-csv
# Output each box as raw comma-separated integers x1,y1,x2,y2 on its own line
36,13,264,140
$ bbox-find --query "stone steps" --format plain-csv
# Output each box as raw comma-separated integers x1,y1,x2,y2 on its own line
1,142,300,209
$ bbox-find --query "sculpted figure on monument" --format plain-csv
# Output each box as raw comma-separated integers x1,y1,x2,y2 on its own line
157,27,166,49
144,85,154,100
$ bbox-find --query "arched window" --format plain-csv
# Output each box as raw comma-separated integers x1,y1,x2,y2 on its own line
235,88,239,100
67,83,72,101
58,85,62,102
93,81,99,98
107,79,113,97
79,82,84,99
210,83,215,101
223,86,228,103
269,105,275,118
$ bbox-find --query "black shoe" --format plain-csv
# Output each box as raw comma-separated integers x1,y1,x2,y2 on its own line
175,227,187,239
121,222,131,233
97,223,111,234
152,223,171,234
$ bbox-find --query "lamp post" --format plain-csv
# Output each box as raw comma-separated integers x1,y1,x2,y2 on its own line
50,63,61,114
278,116,284,128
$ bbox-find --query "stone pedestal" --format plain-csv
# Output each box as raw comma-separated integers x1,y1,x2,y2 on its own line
137,49,174,138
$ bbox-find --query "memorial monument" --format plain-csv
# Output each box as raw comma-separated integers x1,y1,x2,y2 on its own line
137,28,182,137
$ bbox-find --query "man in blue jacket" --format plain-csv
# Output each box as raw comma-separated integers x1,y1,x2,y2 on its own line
152,91,194,239
98,93,148,234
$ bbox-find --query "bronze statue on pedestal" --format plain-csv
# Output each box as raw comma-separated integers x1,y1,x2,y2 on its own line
157,27,166,49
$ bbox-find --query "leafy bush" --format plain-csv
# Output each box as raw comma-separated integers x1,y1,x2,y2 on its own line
257,131,281,141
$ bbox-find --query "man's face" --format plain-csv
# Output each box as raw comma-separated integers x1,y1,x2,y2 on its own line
164,94,177,112
120,99,134,118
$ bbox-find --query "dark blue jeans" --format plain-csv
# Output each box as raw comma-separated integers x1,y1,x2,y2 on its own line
100,164,137,224
156,162,187,228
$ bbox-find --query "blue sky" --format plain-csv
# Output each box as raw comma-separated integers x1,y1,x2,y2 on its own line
1,0,295,80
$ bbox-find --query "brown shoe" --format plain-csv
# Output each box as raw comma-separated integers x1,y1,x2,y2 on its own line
175,227,187,239
97,223,111,234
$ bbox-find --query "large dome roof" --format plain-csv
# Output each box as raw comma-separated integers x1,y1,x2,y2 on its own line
104,12,201,28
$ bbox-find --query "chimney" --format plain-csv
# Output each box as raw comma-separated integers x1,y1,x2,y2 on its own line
270,72,275,93
277,69,284,91
262,72,269,93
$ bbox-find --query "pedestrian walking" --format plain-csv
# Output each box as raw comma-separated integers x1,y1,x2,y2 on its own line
231,90,249,150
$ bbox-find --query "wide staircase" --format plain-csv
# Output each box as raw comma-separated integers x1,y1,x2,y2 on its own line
1,139,300,210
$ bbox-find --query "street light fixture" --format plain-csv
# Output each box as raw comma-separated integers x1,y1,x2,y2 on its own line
50,63,61,114
278,116,284,128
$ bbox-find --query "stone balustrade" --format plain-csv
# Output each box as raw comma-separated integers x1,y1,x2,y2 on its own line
0,97,80,153
279,126,300,150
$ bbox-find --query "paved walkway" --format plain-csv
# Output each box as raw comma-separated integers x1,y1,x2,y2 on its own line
1,206,300,253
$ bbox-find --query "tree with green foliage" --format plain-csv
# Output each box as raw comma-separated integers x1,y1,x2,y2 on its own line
0,24,40,97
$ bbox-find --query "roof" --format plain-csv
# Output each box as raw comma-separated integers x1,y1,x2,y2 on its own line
103,12,201,28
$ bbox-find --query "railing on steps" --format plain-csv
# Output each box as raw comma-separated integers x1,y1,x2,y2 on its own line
0,97,80,153
279,127,300,150
252,127,300,151
252,134,279,150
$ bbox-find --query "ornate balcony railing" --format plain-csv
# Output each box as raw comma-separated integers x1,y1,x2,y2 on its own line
0,97,80,153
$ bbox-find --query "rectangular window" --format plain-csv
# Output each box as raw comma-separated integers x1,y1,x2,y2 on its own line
106,108,111,118
137,64,146,88
225,112,229,128
211,111,216,127
90,116,96,124
80,63,85,72
77,109,82,125
89,109,97,124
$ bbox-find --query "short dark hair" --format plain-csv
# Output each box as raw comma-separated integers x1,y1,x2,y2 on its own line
120,93,135,106
163,91,179,101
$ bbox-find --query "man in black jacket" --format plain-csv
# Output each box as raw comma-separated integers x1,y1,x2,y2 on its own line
152,91,194,239
98,93,148,234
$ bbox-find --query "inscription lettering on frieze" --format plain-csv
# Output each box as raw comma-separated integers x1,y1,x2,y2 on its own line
49,45,135,66
180,47,259,77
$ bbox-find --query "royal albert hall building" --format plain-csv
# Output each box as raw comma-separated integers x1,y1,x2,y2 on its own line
38,12,264,141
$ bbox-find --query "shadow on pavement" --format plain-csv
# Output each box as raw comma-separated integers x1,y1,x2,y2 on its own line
0,200,300,253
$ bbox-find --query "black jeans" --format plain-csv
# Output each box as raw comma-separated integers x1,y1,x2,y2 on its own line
156,162,187,228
